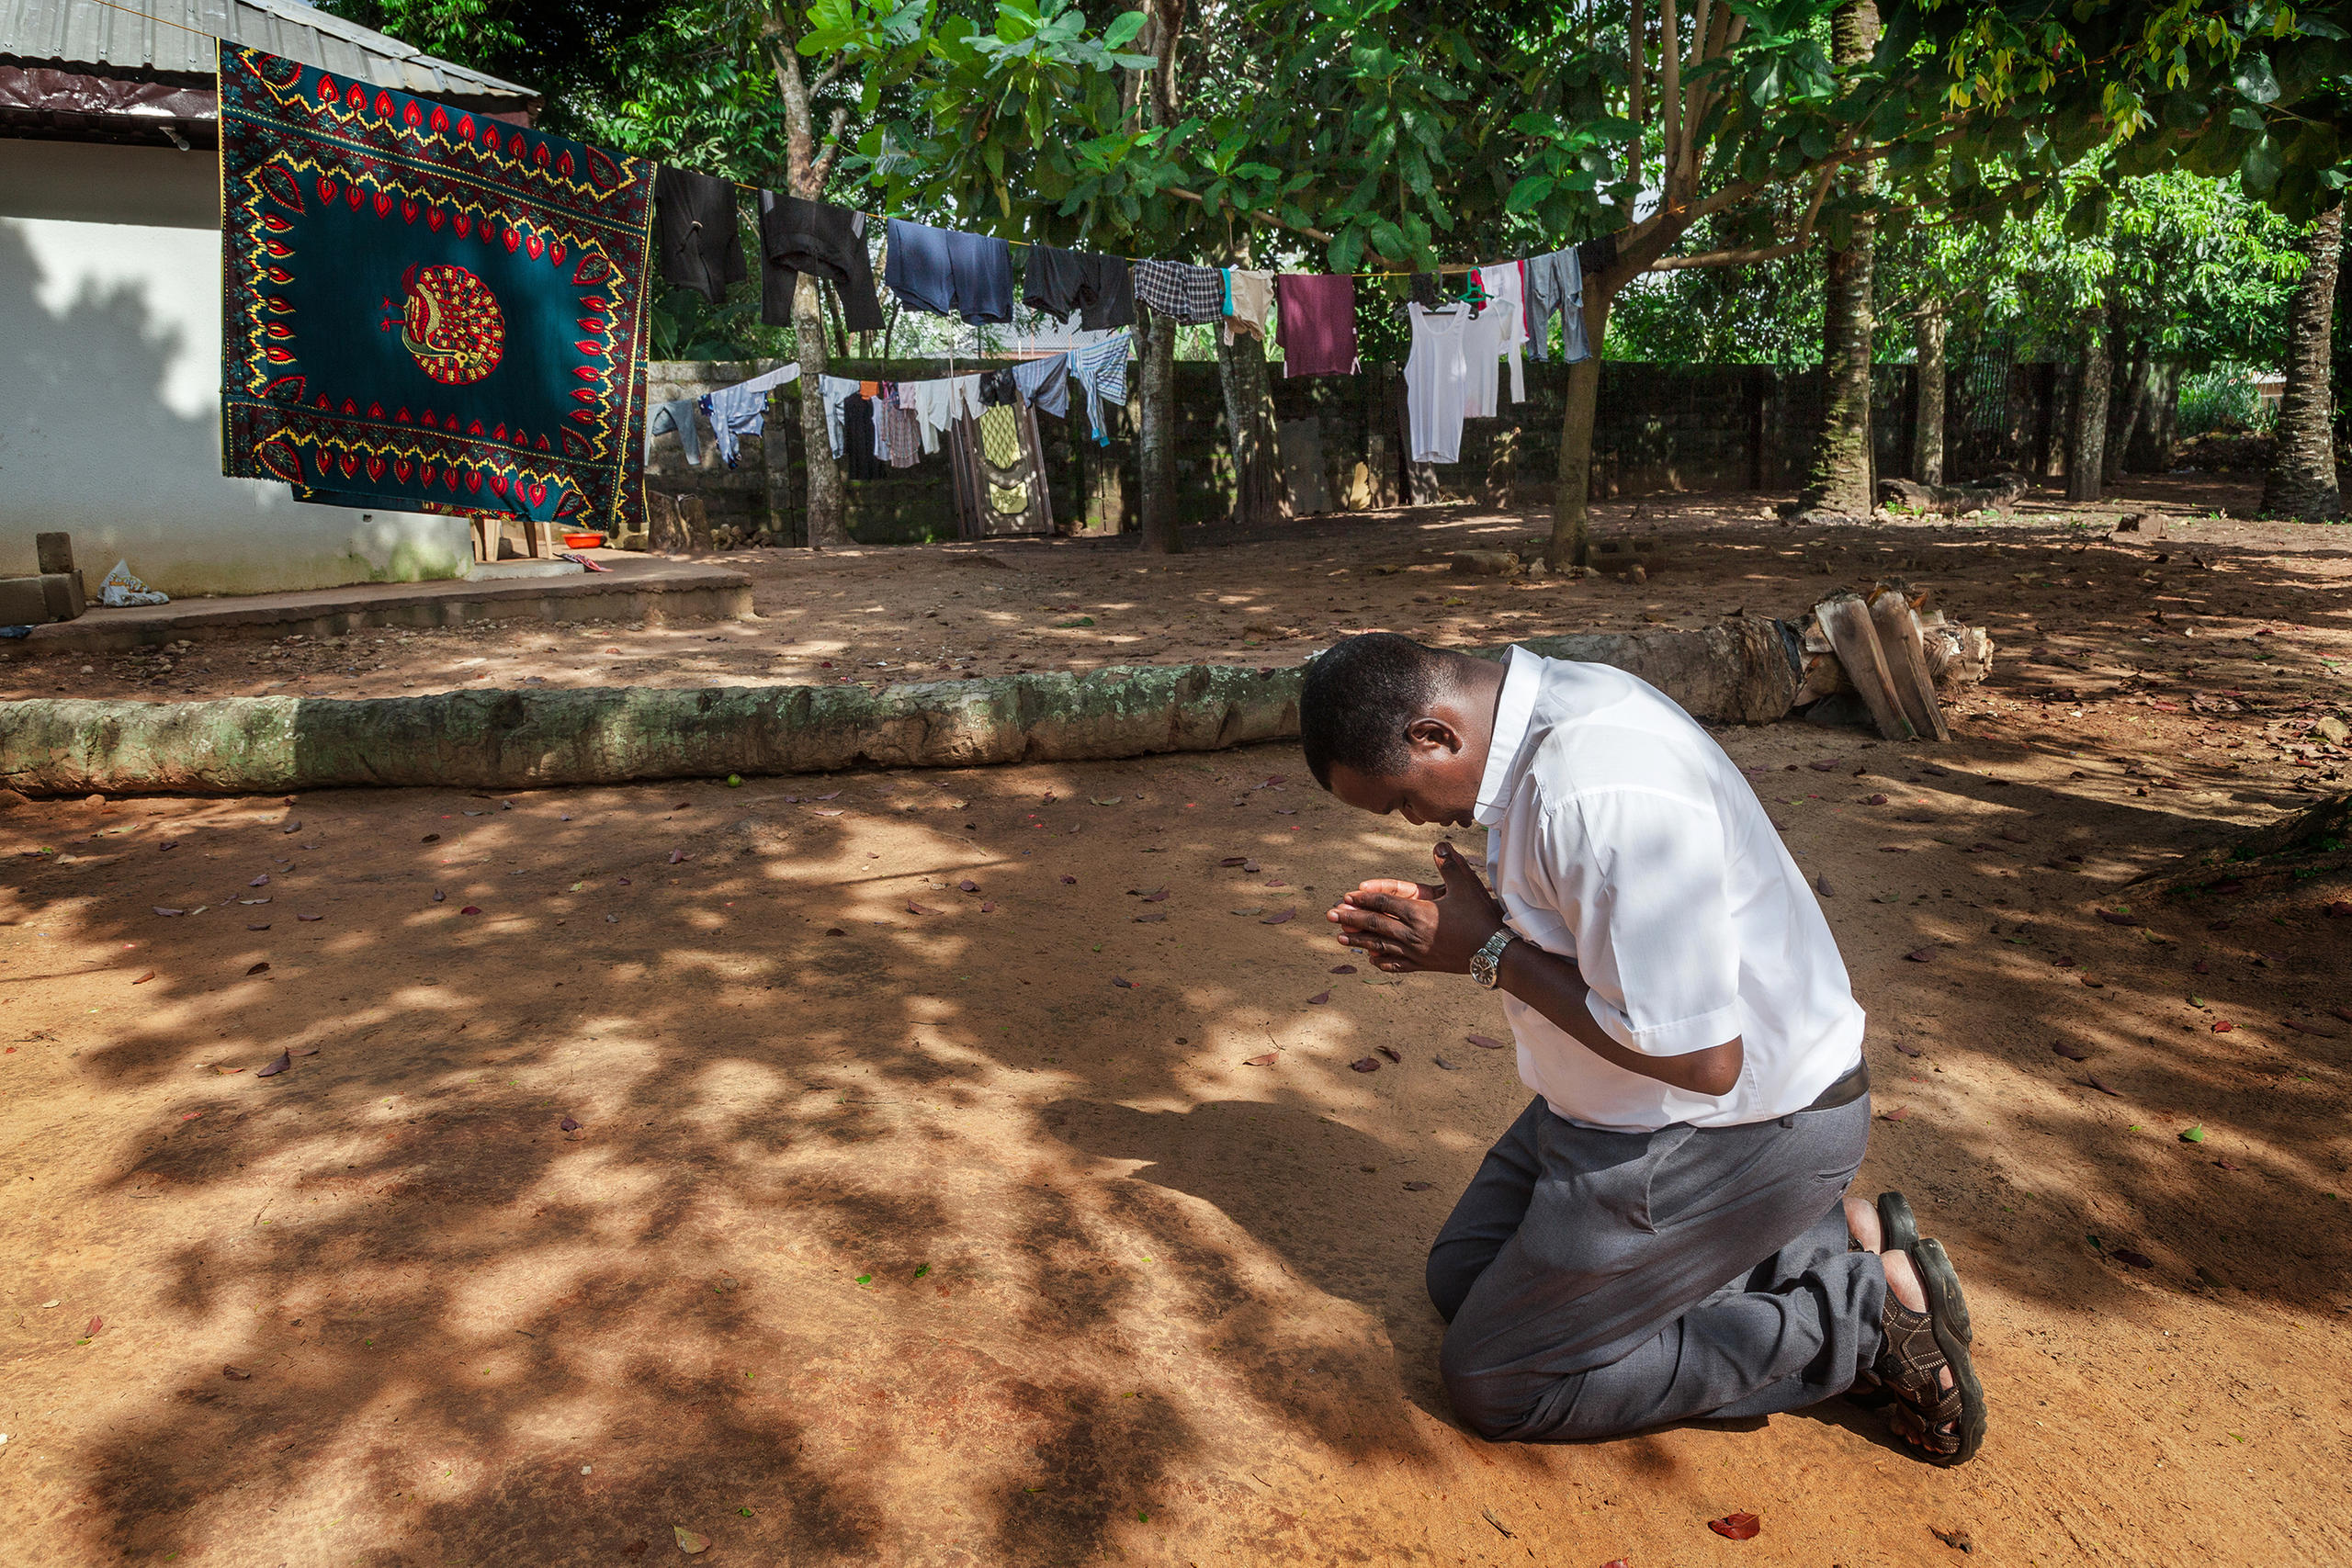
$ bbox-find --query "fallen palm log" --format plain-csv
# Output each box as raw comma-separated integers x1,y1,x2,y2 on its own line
0,614,1984,796
1878,473,2030,517
2126,791,2352,900
1795,581,1992,742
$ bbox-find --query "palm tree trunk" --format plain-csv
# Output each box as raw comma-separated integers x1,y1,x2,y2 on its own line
1798,0,1880,515
1137,307,1184,553
2064,310,2111,503
1912,307,1945,484
2262,202,2345,521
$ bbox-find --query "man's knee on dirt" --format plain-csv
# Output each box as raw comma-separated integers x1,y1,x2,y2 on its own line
1438,1330,1640,1445
1436,1327,1525,1441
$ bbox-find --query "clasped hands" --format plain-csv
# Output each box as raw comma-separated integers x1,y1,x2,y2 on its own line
1325,840,1509,975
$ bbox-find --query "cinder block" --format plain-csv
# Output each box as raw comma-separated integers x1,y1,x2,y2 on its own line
35,532,74,575
0,572,85,626
44,571,85,620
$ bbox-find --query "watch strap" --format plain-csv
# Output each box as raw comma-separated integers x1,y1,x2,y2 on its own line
1471,929,1515,988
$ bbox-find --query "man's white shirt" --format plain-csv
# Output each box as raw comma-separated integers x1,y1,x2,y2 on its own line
1474,647,1866,1132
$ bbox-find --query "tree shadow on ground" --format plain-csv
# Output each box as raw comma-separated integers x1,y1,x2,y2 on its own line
6,491,2352,1560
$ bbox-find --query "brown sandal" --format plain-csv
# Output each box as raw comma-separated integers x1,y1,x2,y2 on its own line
1871,1237,1986,1465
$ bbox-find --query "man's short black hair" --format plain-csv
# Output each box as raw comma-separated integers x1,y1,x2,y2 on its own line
1299,633,1449,788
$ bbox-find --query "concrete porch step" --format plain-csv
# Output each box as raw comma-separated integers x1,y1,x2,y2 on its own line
19,553,753,653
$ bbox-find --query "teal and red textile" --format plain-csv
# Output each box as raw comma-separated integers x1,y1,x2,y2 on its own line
219,45,655,532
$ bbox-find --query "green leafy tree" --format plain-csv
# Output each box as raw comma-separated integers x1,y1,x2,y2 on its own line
320,0,665,134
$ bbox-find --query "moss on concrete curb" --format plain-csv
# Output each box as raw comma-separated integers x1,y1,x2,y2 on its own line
0,621,1804,796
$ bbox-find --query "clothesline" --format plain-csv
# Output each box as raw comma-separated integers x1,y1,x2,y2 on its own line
724,179,1614,283
667,334,1132,474
73,0,1621,283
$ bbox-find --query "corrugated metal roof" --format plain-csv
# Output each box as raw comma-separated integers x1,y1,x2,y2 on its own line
0,0,536,102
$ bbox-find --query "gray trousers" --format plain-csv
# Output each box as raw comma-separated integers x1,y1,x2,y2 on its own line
1428,1092,1883,1442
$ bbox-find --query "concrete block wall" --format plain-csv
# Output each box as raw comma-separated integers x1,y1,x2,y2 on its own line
641,355,1981,549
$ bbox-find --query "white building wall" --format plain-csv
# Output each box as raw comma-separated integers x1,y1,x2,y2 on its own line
0,138,472,599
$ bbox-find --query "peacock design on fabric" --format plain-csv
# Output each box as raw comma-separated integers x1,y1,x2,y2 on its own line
380,264,505,385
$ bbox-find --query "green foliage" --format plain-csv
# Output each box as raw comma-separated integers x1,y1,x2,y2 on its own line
1921,165,2306,364
1608,210,1826,364
318,0,664,134
1618,162,2307,373
1921,1,2352,222
329,0,2349,369
840,0,1167,245
2178,363,2276,437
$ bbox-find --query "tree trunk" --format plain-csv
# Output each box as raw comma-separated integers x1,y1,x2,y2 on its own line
2101,303,2133,487
1547,294,1612,569
1137,306,1184,554
794,273,847,548
2262,201,2345,521
1129,0,1187,552
2064,310,2111,503
1215,239,1287,528
1799,0,1880,515
1912,307,1946,484
764,17,846,549
2128,359,2181,472
2113,345,2153,476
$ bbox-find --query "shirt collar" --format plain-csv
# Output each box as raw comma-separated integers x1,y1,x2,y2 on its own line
1472,645,1542,828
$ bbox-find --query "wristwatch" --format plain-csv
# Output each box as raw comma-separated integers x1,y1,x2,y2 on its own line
1469,929,1518,989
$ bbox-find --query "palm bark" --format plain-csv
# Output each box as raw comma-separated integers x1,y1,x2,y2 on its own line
2262,202,2345,521
1912,306,1945,484
1798,0,1880,515
2064,309,2111,503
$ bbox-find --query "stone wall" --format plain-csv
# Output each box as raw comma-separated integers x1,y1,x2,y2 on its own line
641,355,2052,549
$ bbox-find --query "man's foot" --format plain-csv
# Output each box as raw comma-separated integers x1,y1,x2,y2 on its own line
1846,1190,1918,1256
1844,1193,1883,1253
1871,1239,1987,1464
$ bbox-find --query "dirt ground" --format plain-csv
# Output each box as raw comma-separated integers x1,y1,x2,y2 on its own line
3,479,2349,1567
14,474,2352,714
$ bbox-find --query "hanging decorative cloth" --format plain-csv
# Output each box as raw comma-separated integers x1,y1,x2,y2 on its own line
218,45,657,536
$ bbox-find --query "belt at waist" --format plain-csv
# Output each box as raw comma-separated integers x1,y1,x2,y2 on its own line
1802,1057,1871,1114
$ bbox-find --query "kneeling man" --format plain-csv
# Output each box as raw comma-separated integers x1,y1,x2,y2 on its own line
1303,633,1984,1462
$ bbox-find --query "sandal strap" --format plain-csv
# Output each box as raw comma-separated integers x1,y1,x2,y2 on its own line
1874,1299,1964,1453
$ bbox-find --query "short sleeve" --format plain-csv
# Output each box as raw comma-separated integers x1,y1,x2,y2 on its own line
1528,788,1743,1058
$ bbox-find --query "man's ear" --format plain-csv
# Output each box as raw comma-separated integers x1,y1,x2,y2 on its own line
1403,716,1463,757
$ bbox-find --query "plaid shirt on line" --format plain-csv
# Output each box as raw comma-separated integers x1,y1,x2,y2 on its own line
1132,261,1226,324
